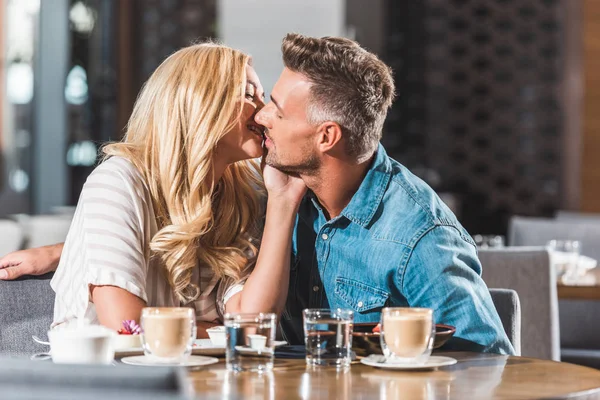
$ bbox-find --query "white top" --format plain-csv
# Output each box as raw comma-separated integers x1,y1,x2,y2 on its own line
51,157,244,329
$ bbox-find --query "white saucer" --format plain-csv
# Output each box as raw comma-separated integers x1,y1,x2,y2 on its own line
360,355,457,370
115,339,287,357
120,355,219,367
234,345,274,355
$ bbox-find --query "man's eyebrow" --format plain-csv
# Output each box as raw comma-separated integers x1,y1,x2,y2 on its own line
270,94,284,114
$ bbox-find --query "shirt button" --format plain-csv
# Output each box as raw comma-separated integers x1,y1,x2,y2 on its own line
357,301,364,308
313,285,320,292
321,233,329,240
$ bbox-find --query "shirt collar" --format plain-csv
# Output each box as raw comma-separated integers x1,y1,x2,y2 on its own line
341,143,392,227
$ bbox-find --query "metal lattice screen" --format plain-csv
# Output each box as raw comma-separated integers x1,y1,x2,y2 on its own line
383,0,567,234
135,0,217,90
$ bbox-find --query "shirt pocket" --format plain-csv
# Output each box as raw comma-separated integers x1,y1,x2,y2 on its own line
334,277,389,313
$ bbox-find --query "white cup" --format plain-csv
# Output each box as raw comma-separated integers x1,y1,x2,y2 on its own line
206,326,226,346
247,334,267,350
48,325,116,364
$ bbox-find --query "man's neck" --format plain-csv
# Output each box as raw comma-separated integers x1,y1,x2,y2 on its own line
302,155,373,220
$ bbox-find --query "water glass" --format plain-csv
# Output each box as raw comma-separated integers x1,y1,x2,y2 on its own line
303,308,354,367
473,234,505,249
140,307,196,363
224,313,276,372
548,239,581,283
380,307,435,364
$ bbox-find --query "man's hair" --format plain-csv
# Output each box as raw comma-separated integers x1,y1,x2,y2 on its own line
282,33,395,162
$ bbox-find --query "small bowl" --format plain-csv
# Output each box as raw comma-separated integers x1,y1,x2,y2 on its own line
113,334,142,350
206,326,226,346
48,325,117,364
352,323,456,357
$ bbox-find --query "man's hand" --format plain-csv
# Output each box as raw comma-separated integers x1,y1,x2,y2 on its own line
0,243,63,280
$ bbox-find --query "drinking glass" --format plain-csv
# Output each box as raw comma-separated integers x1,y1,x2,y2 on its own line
380,307,435,364
303,308,354,367
548,239,581,283
140,307,196,363
473,234,505,249
224,312,277,372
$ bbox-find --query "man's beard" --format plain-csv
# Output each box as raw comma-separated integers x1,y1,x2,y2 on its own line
264,147,320,175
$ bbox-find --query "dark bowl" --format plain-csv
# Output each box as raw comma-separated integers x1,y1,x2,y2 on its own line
352,323,456,357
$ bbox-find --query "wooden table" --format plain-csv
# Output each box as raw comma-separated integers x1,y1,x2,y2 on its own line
188,352,600,399
558,283,600,300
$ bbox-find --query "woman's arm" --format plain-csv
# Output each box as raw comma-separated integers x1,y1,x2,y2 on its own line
90,285,146,330
225,165,306,315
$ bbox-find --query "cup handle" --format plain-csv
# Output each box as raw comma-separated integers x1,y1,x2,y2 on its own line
30,352,52,361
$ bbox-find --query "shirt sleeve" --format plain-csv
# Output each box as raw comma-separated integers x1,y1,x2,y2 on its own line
216,279,245,317
399,224,515,355
80,165,149,303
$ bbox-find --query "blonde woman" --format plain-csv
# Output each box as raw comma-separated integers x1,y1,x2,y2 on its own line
49,43,306,333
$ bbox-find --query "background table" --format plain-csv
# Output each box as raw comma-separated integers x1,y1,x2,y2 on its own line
188,351,600,399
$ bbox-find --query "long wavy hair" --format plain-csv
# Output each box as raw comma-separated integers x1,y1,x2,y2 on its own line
103,43,264,304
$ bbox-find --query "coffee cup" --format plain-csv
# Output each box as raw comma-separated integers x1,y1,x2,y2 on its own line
48,325,116,364
379,307,435,364
247,334,267,350
140,307,196,363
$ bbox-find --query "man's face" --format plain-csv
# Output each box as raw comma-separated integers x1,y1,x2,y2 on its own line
255,68,320,174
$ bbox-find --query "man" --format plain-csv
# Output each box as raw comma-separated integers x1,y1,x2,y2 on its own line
0,34,513,354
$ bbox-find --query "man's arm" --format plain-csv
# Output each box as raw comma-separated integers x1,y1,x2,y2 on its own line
0,243,64,280
399,225,514,355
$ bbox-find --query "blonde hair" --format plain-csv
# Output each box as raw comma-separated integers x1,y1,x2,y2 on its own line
103,43,264,304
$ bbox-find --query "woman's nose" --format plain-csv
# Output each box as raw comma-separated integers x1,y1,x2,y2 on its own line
255,106,269,127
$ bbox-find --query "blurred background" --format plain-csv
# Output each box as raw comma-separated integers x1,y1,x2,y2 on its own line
0,0,596,237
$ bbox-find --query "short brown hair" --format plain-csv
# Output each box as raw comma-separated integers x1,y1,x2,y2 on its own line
281,33,395,162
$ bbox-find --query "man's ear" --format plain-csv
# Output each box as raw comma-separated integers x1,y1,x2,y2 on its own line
316,121,342,152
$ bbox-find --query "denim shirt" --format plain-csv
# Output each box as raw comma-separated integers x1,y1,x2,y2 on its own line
280,144,514,355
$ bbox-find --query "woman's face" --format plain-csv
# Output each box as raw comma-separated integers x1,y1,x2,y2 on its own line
217,64,266,163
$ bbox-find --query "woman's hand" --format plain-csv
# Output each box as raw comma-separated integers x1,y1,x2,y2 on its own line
262,164,307,207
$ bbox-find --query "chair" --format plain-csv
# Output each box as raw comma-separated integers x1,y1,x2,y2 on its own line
488,288,521,355
509,216,600,368
0,219,23,256
0,273,55,356
480,248,559,360
11,214,73,249
555,210,600,223
508,215,600,260
0,356,192,400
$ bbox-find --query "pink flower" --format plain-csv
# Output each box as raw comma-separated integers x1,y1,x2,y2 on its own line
117,319,142,335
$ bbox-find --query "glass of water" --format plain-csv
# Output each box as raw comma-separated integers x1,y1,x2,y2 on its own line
303,308,354,367
548,239,582,283
224,312,276,372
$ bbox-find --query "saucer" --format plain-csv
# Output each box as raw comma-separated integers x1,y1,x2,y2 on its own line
115,340,287,357
120,355,219,367
360,355,457,370
234,345,274,355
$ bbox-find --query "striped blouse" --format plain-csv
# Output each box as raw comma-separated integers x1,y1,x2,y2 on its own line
51,156,243,329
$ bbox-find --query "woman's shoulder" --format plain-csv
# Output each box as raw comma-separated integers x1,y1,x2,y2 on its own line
82,156,152,207
87,156,145,186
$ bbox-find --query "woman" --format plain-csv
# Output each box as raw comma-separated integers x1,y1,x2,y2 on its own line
50,42,306,332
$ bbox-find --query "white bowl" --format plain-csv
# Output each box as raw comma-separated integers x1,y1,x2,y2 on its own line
48,325,116,365
113,334,142,350
206,326,226,346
